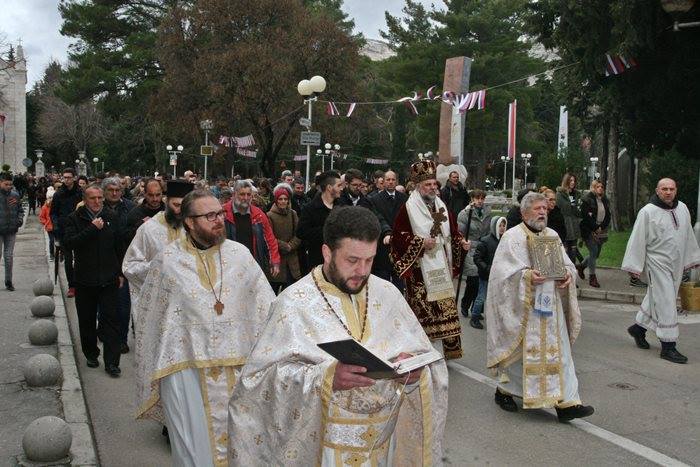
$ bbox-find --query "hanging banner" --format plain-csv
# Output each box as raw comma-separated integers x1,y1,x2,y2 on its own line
557,105,568,158
365,158,389,165
293,154,308,161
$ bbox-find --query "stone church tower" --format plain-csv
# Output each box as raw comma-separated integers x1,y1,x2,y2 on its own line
0,43,27,173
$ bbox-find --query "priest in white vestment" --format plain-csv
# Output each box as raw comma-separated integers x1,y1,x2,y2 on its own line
623,178,700,364
486,192,594,422
123,180,193,313
228,206,449,466
134,190,275,467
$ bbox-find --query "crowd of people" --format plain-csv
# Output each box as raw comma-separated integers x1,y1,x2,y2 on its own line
2,158,698,466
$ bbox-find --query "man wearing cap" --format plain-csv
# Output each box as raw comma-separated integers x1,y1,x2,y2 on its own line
391,158,470,359
123,180,194,314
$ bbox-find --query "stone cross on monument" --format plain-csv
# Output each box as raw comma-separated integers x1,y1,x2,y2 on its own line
438,57,472,168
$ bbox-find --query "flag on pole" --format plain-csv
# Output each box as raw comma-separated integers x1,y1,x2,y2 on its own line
557,105,568,157
507,100,517,159
326,102,340,116
346,103,356,117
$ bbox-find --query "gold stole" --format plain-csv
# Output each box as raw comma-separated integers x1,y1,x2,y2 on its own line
520,225,565,409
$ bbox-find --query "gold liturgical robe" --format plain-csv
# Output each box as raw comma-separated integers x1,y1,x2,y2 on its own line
227,266,449,466
134,237,275,465
123,211,185,311
485,224,582,409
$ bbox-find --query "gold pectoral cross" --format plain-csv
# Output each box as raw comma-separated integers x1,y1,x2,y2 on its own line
430,207,448,238
214,300,225,315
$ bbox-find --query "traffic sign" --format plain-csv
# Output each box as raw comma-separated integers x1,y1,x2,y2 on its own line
169,154,178,166
299,117,311,128
200,145,213,156
300,131,321,146
22,158,32,168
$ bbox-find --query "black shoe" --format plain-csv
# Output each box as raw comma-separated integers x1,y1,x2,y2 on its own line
476,314,484,321
105,364,121,377
660,347,688,364
627,325,650,349
5,282,14,291
630,277,648,288
495,389,517,412
576,264,586,280
556,404,595,422
86,357,99,368
470,318,484,329
460,308,469,318
120,342,130,354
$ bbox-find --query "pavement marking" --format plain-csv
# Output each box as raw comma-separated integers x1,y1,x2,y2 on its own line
447,361,691,467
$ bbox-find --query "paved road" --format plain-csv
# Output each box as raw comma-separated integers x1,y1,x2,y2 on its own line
64,288,700,466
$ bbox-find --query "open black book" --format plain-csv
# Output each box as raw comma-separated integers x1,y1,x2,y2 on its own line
317,339,443,380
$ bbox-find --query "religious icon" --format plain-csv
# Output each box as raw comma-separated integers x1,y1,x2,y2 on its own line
527,236,567,280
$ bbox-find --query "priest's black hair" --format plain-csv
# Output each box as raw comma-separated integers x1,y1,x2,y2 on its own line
323,206,380,250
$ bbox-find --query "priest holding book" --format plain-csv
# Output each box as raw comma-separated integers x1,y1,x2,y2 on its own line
228,206,448,466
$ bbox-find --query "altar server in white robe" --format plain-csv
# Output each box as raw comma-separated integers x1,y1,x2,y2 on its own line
228,206,449,466
623,178,700,364
134,190,275,467
486,192,594,422
123,180,193,312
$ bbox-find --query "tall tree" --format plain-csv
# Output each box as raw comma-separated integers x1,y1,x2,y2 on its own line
153,0,362,176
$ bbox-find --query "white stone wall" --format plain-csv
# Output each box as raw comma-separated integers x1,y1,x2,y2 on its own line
0,45,28,174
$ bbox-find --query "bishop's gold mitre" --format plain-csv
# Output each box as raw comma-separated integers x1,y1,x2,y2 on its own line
410,158,437,183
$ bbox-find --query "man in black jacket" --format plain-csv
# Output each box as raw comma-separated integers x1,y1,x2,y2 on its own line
0,173,24,291
369,170,408,289
296,171,342,271
440,171,468,217
291,178,309,216
125,178,164,245
103,177,135,353
50,168,83,297
63,184,125,377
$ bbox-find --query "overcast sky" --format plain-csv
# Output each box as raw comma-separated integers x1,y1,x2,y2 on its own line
0,0,443,87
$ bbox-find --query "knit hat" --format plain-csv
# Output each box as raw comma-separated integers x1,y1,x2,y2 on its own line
273,184,292,200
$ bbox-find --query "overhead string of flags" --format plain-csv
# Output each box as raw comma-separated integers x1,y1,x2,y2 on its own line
319,51,636,118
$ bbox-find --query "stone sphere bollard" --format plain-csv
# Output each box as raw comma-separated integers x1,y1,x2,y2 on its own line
30,296,55,318
28,320,58,346
23,354,62,387
32,278,54,297
22,416,72,463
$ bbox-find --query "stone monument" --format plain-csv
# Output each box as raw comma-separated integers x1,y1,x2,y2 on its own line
438,56,472,167
0,43,28,173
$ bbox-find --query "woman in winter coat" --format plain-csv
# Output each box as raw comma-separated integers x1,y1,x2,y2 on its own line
38,189,55,259
541,187,567,240
266,185,302,293
578,180,611,288
555,173,582,265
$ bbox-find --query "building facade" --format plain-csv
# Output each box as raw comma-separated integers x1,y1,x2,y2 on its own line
0,44,27,173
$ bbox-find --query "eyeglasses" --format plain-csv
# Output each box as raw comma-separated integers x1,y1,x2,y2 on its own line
189,210,225,222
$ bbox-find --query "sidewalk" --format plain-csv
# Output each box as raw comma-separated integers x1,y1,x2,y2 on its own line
575,267,648,304
0,212,96,466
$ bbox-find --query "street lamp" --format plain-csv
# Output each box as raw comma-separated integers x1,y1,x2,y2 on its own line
589,156,599,182
297,75,327,190
521,153,532,187
200,119,214,182
316,148,325,172
167,144,184,178
500,155,508,191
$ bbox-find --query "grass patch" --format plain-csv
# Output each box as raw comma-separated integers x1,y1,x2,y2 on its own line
580,230,631,268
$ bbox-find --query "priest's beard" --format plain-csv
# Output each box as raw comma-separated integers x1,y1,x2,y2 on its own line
525,217,547,232
421,193,436,205
164,206,182,229
190,224,225,248
326,256,369,295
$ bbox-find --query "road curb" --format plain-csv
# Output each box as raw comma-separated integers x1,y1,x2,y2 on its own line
44,231,99,466
576,288,645,304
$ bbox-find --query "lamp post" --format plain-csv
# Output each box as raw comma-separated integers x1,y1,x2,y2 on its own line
316,148,325,172
200,119,214,183
521,153,532,187
297,75,327,191
167,144,184,178
93,157,99,175
589,156,599,183
331,144,340,170
500,156,508,191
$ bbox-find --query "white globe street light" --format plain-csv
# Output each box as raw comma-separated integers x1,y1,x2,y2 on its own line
500,155,508,191
297,75,326,190
520,153,532,187
167,144,184,178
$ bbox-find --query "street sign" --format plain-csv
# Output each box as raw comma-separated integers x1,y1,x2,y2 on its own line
300,131,321,146
200,145,213,156
22,158,32,168
299,117,311,128
169,154,178,166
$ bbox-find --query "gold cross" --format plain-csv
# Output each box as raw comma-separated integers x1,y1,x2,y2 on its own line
359,426,379,446
208,367,222,381
293,290,306,299
344,453,368,467
254,434,263,445
277,314,288,324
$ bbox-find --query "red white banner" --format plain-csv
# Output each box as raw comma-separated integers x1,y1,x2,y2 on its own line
507,100,517,159
346,103,356,118
604,54,637,76
326,102,340,116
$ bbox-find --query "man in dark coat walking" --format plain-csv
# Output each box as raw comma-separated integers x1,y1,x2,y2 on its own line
50,168,83,297
0,173,24,290
63,184,125,377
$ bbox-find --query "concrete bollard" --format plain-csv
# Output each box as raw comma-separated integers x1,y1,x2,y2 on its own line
32,278,55,297
23,354,62,387
22,416,72,463
28,320,58,346
29,296,55,318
